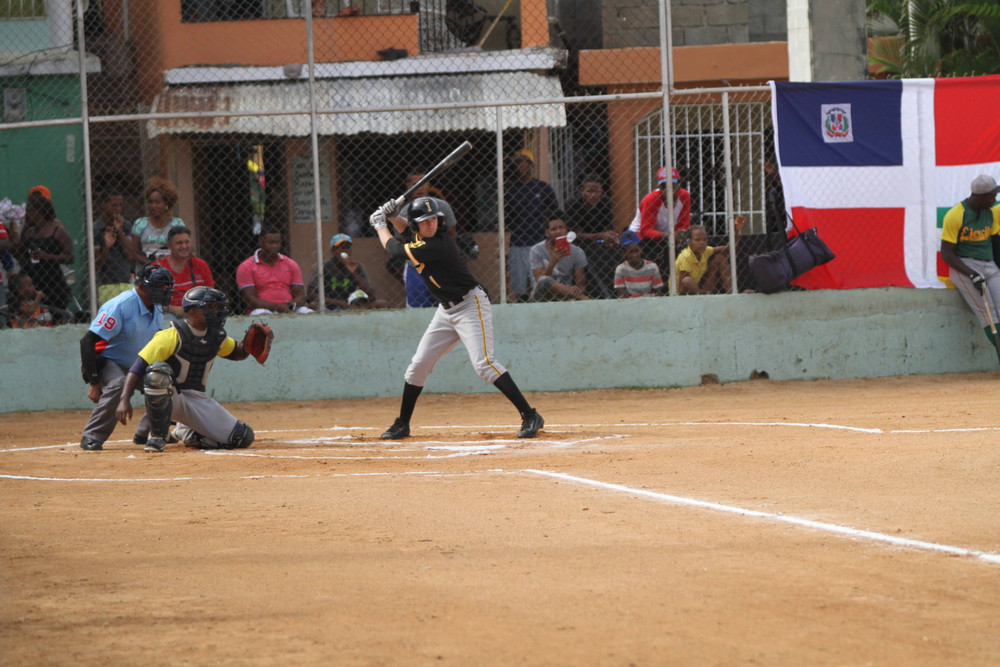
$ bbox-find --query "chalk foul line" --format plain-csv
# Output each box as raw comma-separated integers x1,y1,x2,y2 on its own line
524,469,1000,566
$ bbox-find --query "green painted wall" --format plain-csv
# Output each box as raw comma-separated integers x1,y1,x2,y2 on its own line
0,74,86,307
0,287,995,415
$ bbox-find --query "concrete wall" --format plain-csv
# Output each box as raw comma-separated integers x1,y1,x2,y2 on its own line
602,0,750,49
1,287,995,414
749,0,787,42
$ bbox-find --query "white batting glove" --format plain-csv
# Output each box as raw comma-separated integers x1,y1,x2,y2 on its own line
369,209,388,231
379,199,400,220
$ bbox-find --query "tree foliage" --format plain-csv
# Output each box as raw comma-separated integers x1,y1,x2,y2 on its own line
867,0,1000,77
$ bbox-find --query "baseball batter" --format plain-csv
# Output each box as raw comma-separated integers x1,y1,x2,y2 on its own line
370,197,544,439
79,263,174,451
114,287,256,453
940,174,1000,351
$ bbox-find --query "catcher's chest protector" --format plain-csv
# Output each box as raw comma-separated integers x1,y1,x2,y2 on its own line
169,321,227,391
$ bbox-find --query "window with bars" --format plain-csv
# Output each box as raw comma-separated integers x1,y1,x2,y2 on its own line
633,99,772,237
0,0,46,19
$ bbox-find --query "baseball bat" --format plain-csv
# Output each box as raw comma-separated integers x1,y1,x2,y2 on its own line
393,141,472,209
981,289,1000,366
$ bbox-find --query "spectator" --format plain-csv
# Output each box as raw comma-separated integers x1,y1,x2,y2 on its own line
628,166,692,270
676,216,746,295
15,188,73,312
78,263,175,451
306,233,386,311
7,272,71,328
529,215,589,302
940,174,1000,352
505,149,560,302
236,226,313,315
565,173,619,299
0,216,10,315
154,225,215,319
132,176,185,262
614,231,665,298
93,189,145,305
394,170,458,308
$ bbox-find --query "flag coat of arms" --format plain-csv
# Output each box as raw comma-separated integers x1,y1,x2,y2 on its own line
770,75,1000,289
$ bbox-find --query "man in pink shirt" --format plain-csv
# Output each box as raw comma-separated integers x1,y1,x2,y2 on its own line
236,227,313,315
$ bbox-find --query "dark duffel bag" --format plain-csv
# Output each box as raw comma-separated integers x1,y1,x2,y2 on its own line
749,218,835,293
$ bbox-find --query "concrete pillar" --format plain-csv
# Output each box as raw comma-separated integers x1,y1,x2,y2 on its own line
46,0,77,48
787,0,868,81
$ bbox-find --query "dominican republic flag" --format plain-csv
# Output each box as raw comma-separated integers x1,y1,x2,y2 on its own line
770,75,1000,289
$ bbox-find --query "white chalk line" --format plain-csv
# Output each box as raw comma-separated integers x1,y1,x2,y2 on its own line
1,421,996,454
525,469,1000,566
0,469,501,483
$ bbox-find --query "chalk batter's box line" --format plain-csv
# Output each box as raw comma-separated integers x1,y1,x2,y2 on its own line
4,464,997,567
1,420,997,454
521,469,1000,567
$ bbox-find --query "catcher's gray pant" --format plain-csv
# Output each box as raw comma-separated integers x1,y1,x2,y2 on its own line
404,286,507,387
157,387,243,446
81,361,150,445
949,258,1000,329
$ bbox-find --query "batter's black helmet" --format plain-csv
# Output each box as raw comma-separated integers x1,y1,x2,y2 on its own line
406,196,444,233
139,263,175,307
182,286,229,329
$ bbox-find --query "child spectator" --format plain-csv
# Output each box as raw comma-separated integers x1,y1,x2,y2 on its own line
7,272,71,328
676,215,746,295
614,231,664,298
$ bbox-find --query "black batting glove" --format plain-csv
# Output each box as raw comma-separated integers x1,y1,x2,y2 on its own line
970,272,986,294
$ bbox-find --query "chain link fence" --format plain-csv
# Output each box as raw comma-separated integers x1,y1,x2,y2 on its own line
0,0,783,327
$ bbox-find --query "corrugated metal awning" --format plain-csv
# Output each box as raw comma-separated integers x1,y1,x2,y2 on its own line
148,71,566,137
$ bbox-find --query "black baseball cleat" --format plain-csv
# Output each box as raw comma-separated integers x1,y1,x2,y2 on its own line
380,418,410,440
133,433,148,446
80,437,103,451
517,410,544,439
143,437,166,453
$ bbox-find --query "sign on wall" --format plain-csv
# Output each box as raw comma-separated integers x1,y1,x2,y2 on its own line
291,152,332,223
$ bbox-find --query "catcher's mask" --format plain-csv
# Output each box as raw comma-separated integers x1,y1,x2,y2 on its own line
182,286,229,329
406,196,444,234
139,264,175,307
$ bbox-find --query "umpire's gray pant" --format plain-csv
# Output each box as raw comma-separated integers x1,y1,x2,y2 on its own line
81,361,150,446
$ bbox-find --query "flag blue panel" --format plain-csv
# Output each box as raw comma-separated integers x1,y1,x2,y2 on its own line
774,80,903,167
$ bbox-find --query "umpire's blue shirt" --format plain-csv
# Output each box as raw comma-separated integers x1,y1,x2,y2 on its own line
89,288,165,369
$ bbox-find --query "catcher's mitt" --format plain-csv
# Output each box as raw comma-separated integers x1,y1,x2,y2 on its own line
243,321,273,364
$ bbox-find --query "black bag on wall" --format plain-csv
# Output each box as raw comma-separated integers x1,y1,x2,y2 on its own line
748,219,835,294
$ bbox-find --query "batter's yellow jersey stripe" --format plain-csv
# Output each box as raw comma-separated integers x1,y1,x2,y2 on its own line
473,294,503,377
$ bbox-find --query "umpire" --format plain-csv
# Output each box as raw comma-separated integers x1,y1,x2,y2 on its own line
369,197,544,440
940,174,1000,352
79,263,174,450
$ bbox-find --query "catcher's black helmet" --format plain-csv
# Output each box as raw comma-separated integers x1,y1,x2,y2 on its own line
406,196,444,233
138,263,175,307
182,286,229,329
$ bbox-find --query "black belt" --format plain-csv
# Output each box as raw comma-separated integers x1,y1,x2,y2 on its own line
441,285,483,310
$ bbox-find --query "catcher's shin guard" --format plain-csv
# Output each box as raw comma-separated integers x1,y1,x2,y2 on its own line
143,362,174,439
227,421,254,449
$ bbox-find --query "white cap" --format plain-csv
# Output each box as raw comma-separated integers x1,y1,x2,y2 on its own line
971,174,998,195
347,289,369,306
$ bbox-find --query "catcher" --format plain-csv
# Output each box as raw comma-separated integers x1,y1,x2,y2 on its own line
114,286,273,453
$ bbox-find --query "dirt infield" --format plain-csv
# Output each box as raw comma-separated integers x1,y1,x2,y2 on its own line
2,373,999,665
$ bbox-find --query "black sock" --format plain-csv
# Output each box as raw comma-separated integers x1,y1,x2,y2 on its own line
493,372,532,416
398,382,423,423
